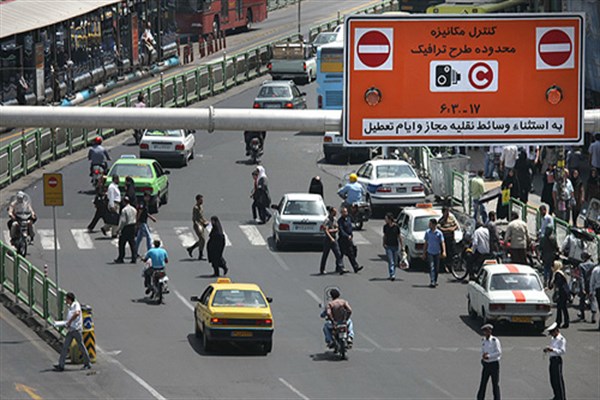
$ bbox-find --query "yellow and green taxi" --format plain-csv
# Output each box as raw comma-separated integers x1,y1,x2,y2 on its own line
106,155,169,212
190,278,274,354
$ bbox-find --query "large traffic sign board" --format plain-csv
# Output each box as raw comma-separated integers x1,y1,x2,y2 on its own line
43,173,64,206
343,14,584,146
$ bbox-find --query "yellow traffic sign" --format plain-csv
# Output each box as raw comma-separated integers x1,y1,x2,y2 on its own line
43,173,64,206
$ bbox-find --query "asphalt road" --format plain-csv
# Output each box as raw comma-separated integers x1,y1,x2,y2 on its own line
2,74,599,399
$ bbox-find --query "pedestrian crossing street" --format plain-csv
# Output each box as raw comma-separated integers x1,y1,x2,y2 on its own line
3,221,377,252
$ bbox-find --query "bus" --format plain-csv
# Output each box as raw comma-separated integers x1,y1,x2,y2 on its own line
316,41,343,110
397,0,445,13
426,0,531,14
175,0,268,36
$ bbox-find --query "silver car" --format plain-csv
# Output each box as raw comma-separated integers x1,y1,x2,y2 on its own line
271,193,327,250
139,129,195,167
253,81,307,109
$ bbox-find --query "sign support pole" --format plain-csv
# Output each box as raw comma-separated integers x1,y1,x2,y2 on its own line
53,205,59,315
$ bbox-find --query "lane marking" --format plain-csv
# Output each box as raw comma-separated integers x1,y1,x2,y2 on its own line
71,229,95,249
239,225,267,246
174,289,195,312
38,229,60,250
305,289,321,304
268,250,290,271
424,377,455,399
97,345,167,400
278,377,310,400
14,383,42,400
174,226,196,247
352,231,370,245
358,332,383,349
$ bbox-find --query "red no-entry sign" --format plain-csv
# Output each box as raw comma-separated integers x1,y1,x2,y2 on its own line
48,177,58,188
538,29,573,67
354,28,393,70
43,173,63,206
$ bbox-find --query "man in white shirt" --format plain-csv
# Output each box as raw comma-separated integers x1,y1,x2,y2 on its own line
115,196,138,264
500,145,518,177
102,175,121,238
477,323,501,400
54,292,91,371
543,322,566,400
471,223,490,279
538,203,554,238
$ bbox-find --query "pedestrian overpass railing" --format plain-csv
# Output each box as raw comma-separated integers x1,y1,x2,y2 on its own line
0,240,66,335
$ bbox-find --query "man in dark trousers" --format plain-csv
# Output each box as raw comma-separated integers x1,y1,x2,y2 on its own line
476,323,502,400
114,196,137,264
337,207,363,274
543,322,567,400
319,207,346,275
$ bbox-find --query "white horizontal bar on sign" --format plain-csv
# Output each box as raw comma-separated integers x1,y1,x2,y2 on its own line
358,45,389,53
362,118,565,137
539,44,571,53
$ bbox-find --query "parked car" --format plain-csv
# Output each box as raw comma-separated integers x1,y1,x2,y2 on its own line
106,155,169,212
190,277,274,354
139,129,195,167
354,159,426,210
271,193,328,250
253,80,307,109
396,204,463,266
467,263,552,331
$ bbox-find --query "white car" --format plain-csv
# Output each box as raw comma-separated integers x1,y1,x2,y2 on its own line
467,263,552,331
397,204,463,265
271,193,328,250
139,129,195,167
355,159,426,209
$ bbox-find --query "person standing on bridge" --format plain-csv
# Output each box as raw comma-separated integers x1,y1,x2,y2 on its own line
187,194,208,260
53,292,91,371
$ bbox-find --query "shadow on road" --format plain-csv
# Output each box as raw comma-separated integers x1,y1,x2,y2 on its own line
131,297,161,306
186,334,268,357
459,315,546,337
310,351,346,362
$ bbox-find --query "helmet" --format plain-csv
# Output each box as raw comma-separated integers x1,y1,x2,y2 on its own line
16,191,25,202
349,173,358,183
94,137,103,145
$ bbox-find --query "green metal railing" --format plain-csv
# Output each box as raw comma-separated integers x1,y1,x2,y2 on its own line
0,0,398,189
0,240,66,332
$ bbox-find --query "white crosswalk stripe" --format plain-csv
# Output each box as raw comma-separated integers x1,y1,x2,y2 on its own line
352,231,370,245
149,227,162,243
174,226,196,247
71,229,95,249
206,224,232,247
239,225,267,246
38,229,60,250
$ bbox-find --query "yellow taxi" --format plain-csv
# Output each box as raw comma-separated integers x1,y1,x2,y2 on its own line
190,278,274,354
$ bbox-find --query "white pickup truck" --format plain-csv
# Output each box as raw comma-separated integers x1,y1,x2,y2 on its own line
268,42,317,84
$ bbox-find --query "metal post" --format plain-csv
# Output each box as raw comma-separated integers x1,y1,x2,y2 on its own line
297,0,301,35
53,206,59,314
51,128,57,161
97,95,102,138
21,129,27,175
160,72,165,107
222,51,228,90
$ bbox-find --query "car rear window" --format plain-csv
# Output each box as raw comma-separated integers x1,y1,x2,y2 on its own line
211,289,267,308
489,273,542,291
110,164,153,179
376,164,416,179
145,130,182,137
413,216,434,232
283,200,326,216
258,86,291,98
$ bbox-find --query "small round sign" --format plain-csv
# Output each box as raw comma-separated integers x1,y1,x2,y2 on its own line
538,29,572,67
357,30,391,68
48,177,58,188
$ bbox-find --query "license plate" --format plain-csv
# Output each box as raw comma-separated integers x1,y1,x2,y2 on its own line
264,104,281,109
396,187,406,193
294,225,315,231
231,331,253,337
153,144,171,150
512,316,532,323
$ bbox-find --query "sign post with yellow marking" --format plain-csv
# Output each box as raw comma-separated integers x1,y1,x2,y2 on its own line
43,173,63,313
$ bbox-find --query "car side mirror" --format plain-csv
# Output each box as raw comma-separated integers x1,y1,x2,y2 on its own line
301,92,306,96
271,204,279,211
164,170,171,175
266,297,273,303
190,296,199,302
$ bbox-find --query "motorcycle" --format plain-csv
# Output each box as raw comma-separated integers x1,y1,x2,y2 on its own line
133,129,143,145
249,137,263,164
90,163,106,188
320,285,351,360
338,176,371,230
148,268,169,304
8,193,34,257
451,230,502,281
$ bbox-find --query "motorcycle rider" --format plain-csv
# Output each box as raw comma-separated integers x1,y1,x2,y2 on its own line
8,191,36,245
337,173,365,210
88,136,110,176
142,239,169,295
322,288,354,348
244,131,266,156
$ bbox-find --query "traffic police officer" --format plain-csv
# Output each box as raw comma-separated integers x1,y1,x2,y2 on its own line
477,323,502,400
543,322,567,400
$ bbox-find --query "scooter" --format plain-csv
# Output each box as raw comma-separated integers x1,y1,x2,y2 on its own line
8,193,35,257
149,269,169,305
249,137,263,164
320,286,351,360
91,164,105,188
347,201,370,230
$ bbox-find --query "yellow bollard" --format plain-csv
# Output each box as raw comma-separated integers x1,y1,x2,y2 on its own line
70,305,96,363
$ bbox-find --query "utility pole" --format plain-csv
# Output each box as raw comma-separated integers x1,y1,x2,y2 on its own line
297,0,301,36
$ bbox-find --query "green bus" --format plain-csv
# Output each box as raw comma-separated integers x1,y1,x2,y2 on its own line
427,0,531,14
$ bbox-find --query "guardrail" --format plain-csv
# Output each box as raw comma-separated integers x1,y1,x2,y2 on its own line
0,0,398,189
1,240,66,332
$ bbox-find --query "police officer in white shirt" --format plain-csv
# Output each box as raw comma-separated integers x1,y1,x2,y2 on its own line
102,175,122,237
53,292,91,371
477,323,501,400
543,322,567,400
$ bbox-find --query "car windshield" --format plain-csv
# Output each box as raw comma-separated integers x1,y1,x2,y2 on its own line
283,200,326,216
413,216,435,232
110,164,153,179
145,130,182,137
258,86,291,98
489,273,543,291
376,164,416,179
313,33,336,45
211,289,267,308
